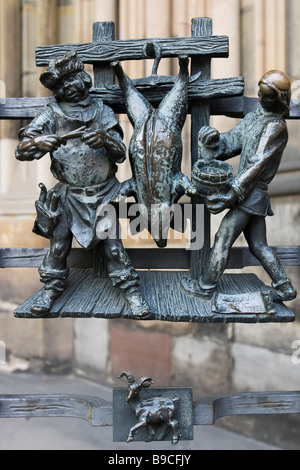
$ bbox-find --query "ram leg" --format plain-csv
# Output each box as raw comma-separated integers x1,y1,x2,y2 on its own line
170,419,180,445
158,55,189,130
127,420,148,443
111,60,153,127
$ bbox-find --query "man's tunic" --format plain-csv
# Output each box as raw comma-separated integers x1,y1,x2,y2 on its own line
17,97,124,249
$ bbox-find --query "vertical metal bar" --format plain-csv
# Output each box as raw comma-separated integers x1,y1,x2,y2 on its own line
190,17,212,278
91,22,116,276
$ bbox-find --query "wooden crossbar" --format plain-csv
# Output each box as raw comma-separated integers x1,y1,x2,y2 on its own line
1,246,299,270
0,81,244,120
1,95,299,121
35,35,229,66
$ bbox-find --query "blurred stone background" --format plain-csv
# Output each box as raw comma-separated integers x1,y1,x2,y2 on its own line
0,0,300,450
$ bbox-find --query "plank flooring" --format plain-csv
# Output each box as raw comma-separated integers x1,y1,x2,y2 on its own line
14,270,295,323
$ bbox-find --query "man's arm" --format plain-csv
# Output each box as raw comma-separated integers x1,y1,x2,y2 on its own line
205,120,288,213
230,120,288,201
104,129,126,162
16,133,66,161
81,128,126,163
81,102,126,163
15,107,65,161
198,119,244,161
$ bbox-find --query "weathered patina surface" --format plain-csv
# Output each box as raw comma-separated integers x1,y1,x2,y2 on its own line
116,371,187,445
111,55,195,247
8,19,297,322
182,70,297,306
15,51,150,319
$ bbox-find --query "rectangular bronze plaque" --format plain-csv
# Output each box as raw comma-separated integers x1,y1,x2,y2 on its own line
113,387,193,443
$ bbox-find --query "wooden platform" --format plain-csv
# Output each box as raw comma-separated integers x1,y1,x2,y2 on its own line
14,270,295,323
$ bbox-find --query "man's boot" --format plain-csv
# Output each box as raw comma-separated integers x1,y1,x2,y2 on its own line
181,276,217,300
30,287,61,316
122,286,151,319
272,278,297,302
109,267,151,319
31,268,68,316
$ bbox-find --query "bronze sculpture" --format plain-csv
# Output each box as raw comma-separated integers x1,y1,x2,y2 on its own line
118,370,181,445
111,55,196,247
15,51,150,319
1,16,299,450
11,18,296,322
182,70,297,303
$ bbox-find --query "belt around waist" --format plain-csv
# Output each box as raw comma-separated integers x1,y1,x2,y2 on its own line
68,178,118,197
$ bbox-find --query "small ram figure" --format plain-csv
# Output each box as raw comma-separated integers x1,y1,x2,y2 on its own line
118,370,181,445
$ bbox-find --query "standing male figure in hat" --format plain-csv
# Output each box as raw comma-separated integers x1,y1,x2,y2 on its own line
182,70,297,303
16,51,150,319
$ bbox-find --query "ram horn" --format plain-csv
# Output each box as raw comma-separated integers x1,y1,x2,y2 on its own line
138,376,154,388
118,370,136,384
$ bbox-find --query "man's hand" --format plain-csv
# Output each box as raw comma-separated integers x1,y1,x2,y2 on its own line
37,183,60,213
33,183,62,238
33,135,66,152
16,135,66,160
82,129,126,162
198,126,220,148
205,188,238,214
81,129,106,149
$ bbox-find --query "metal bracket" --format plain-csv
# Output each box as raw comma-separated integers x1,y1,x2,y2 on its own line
0,394,112,426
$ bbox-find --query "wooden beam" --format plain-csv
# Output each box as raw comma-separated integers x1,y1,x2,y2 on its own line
91,76,244,104
91,22,117,278
35,35,229,66
36,0,59,98
0,248,93,269
2,95,300,121
0,97,54,120
92,22,115,88
189,17,212,279
0,78,244,119
1,246,299,269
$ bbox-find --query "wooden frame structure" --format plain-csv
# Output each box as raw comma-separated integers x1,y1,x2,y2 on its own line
0,18,298,322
